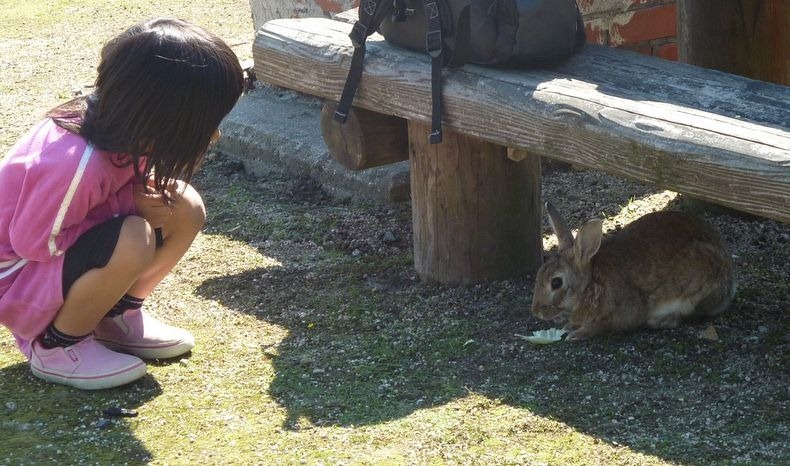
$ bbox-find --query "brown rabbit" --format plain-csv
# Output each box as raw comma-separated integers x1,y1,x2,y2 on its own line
531,202,736,340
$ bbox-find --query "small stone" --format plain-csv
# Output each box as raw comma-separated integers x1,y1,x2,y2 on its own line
5,402,16,412
757,325,768,333
351,249,361,257
103,407,138,418
367,278,387,292
701,325,719,341
96,419,112,429
298,356,314,366
383,231,397,243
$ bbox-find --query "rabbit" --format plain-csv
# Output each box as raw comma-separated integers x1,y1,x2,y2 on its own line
531,202,736,341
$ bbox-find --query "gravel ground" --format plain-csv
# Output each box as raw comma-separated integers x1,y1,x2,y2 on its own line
195,137,790,463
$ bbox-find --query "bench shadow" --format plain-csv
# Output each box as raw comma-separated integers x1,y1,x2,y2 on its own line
194,226,786,465
0,360,162,463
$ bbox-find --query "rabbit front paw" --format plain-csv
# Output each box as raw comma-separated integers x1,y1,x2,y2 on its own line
566,326,597,341
562,322,581,332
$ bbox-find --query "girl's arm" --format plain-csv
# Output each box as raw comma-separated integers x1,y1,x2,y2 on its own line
8,146,135,262
132,183,172,229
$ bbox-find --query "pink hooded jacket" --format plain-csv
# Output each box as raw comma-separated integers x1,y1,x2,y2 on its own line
0,119,138,358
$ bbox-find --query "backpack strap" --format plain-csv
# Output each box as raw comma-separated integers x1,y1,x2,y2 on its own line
424,0,444,144
334,0,394,123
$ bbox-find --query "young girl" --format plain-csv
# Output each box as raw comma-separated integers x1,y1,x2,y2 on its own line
0,17,244,389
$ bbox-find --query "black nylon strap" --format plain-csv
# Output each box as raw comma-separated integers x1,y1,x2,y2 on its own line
424,0,444,144
334,43,367,123
429,55,443,144
335,0,392,123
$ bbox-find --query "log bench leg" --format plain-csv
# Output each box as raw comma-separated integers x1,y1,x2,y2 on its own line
408,121,542,285
320,102,409,170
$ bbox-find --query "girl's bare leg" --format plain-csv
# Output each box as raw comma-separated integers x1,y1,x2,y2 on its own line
51,182,203,337
126,181,206,299
52,216,157,336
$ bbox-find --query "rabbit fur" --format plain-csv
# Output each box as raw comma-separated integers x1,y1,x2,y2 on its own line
531,202,736,340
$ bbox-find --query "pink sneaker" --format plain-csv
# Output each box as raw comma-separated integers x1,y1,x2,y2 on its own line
94,308,195,360
30,336,147,390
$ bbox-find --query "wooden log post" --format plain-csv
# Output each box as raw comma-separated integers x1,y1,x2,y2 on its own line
678,0,789,85
320,102,409,170
409,121,542,285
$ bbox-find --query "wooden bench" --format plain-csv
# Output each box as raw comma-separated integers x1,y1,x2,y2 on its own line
253,17,790,286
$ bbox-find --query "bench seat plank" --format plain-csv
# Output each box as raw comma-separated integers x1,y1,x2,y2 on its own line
254,18,790,223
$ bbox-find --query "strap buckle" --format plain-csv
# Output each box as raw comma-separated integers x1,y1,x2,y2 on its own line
425,30,442,57
333,109,348,123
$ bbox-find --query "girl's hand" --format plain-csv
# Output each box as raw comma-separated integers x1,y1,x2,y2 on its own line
133,184,172,228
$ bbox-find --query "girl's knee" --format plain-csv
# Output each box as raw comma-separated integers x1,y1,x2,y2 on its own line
172,182,206,231
117,216,157,267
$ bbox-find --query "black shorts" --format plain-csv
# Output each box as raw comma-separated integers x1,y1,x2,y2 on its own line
61,217,163,298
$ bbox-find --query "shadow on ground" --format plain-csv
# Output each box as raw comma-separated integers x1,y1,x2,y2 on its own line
194,229,787,465
0,360,162,463
191,152,788,464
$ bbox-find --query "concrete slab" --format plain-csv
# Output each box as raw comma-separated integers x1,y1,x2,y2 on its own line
215,84,410,203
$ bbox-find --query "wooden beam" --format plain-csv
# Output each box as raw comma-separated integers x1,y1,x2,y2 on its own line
253,18,790,223
320,102,409,171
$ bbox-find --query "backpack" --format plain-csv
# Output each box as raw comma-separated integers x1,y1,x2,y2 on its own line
334,0,587,144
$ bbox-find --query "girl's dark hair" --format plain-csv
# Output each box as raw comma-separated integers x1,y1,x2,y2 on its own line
48,17,244,196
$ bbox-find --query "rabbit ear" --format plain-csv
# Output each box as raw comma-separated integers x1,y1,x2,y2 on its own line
546,202,574,252
574,219,603,267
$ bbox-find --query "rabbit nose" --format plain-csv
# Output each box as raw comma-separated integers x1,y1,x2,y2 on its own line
532,304,549,317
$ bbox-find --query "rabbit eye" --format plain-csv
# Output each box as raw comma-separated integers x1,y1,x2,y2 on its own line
550,277,563,290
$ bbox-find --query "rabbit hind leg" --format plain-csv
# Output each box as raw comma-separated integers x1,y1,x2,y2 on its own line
683,241,736,321
691,279,737,320
647,299,694,329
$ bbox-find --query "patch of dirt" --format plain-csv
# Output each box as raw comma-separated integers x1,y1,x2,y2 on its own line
321,206,413,256
288,175,335,206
